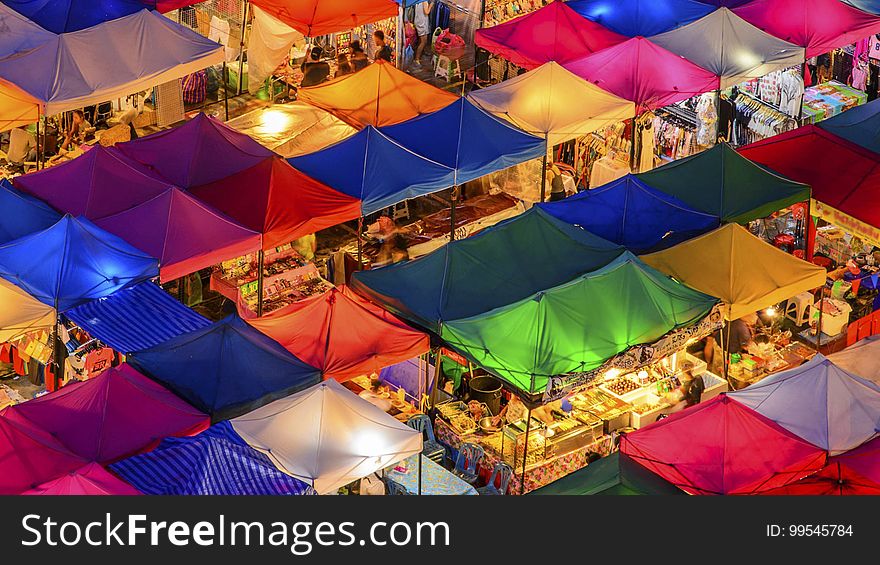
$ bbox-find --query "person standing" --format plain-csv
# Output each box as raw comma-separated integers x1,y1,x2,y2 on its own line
373,30,393,63
413,2,434,68
703,312,758,375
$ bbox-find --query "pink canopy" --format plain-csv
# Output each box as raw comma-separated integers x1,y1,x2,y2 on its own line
475,1,627,70
23,462,141,495
564,37,720,111
734,0,880,57
3,363,209,464
0,414,86,494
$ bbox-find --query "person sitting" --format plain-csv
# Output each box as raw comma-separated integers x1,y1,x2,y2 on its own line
60,109,91,151
300,47,331,87
5,125,37,172
335,53,353,78
349,40,369,71
373,30,393,63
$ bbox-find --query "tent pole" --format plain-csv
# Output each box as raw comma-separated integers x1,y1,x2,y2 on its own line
539,145,548,203
51,300,60,391
449,186,459,242
356,217,363,270
418,454,423,496
238,1,250,96
35,110,41,171
429,347,442,413
814,285,825,354
519,407,532,495
257,249,265,317
222,61,230,121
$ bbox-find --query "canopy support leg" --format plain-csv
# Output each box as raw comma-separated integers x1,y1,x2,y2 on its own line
449,187,459,242
238,1,250,96
519,408,532,495
356,217,363,270
815,285,825,354
540,151,548,203
222,61,230,121
257,249,265,317
35,111,41,171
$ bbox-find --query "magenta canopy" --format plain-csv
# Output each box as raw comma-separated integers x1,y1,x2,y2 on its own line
0,413,86,494
23,463,141,495
564,36,720,111
474,1,627,70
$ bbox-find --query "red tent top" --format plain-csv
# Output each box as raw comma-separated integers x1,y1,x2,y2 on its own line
475,1,627,70
834,436,880,486
248,286,430,381
759,461,880,495
3,363,209,464
621,395,827,495
734,0,880,57
250,0,398,36
189,156,361,250
564,37,720,112
0,414,86,494
23,462,141,495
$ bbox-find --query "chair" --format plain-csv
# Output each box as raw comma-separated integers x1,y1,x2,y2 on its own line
406,415,447,464
384,477,411,496
476,462,513,495
785,292,814,326
451,442,484,485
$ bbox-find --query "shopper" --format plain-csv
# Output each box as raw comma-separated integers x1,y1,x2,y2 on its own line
335,52,353,77
350,40,369,71
292,233,317,262
300,47,331,87
413,1,434,68
373,30,393,63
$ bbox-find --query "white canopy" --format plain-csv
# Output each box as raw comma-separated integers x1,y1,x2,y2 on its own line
0,278,55,343
232,379,422,494
828,336,880,385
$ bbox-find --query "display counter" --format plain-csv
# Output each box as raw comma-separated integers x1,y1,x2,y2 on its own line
802,81,867,122
728,341,816,390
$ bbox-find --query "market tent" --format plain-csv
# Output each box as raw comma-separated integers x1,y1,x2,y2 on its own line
289,127,455,216
758,460,880,495
0,215,158,312
297,60,459,128
0,79,40,132
640,224,827,320
0,277,55,343
2,363,209,463
537,174,720,252
250,0,397,36
0,413,87,494
733,0,880,57
649,8,805,89
0,179,61,245
564,36,720,111
23,462,141,495
226,102,357,158
247,286,430,382
834,436,880,486
128,315,321,421
729,355,880,455
468,62,636,146
0,2,55,55
621,395,827,495
440,253,718,394
638,143,811,223
474,1,627,70
110,422,316,495
817,98,880,154
232,379,422,494
828,336,880,385
2,0,151,33
350,207,626,332
568,0,715,37
529,452,685,495
0,8,224,115
380,98,547,186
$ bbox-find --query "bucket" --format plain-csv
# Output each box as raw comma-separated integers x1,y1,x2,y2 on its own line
468,376,502,415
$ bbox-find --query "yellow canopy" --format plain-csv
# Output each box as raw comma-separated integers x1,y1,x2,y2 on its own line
641,224,827,320
467,62,636,146
0,79,40,133
297,60,459,128
0,278,54,343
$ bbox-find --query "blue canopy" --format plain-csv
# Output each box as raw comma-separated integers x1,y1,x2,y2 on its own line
817,98,880,154
0,215,158,311
129,315,321,421
380,98,546,186
568,0,715,37
110,422,316,495
844,1,880,15
538,175,720,253
2,0,151,33
289,126,456,215
0,179,61,245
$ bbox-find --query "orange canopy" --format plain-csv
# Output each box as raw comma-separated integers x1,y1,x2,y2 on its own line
297,60,459,128
0,79,40,132
250,0,398,36
248,286,430,381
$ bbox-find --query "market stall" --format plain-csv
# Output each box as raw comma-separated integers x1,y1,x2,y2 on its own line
527,451,684,495
802,80,868,122
386,454,477,495
569,0,714,37
0,413,87,494
23,462,141,496
828,335,880,383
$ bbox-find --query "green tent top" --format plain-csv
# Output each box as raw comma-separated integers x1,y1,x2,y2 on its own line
440,253,719,395
528,452,684,495
636,144,810,223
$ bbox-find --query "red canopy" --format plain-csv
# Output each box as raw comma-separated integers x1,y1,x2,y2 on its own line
3,364,209,464
759,461,880,495
564,37,720,112
248,286,430,381
475,1,627,70
0,413,86,494
23,462,141,495
621,395,827,495
250,0,398,36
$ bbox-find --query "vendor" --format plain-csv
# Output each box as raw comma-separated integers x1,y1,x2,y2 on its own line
491,395,558,427
60,109,91,151
292,233,317,262
662,362,705,410
704,311,758,374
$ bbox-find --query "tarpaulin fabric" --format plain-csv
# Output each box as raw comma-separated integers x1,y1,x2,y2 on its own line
0,8,224,115
568,0,715,37
0,79,40,132
528,452,685,495
350,207,626,332
232,379,422,494
564,37,720,112
2,0,151,33
440,253,718,394
639,143,811,222
380,98,547,186
834,435,880,486
297,60,459,128
828,336,880,385
128,315,321,422
250,0,398,37
641,224,827,320
0,179,61,245
729,355,880,455
817,98,880,155
758,460,880,495
3,363,209,463
190,156,362,249
247,5,304,93
0,2,56,54
0,215,158,312
468,62,636,146
621,395,827,495
64,282,212,354
0,413,87,494
474,1,627,70
289,127,456,216
0,277,55,343
110,421,316,495
649,8,805,89
23,462,141,495
537,174,720,253
247,286,430,382
733,0,880,57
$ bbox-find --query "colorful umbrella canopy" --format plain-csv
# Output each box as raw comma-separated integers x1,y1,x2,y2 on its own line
0,78,40,133
529,452,685,495
568,0,715,37
758,461,880,495
0,413,87,494
0,277,55,343
828,336,880,385
23,463,141,495
817,98,880,155
2,0,151,33
250,0,398,36
0,179,61,245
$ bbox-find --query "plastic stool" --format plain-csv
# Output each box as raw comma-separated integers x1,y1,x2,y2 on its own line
785,292,814,326
435,55,462,82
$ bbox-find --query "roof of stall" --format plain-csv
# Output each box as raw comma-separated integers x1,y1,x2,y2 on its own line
0,79,40,132
0,414,87,494
757,460,880,495
834,436,880,487
529,452,685,495
2,0,151,33
23,462,141,495
0,179,61,245
828,336,880,385
0,277,55,344
817,98,880,154
249,0,398,36
568,0,715,37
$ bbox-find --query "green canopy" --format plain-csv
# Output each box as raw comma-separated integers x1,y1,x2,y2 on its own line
636,144,810,223
529,452,684,495
440,253,719,395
